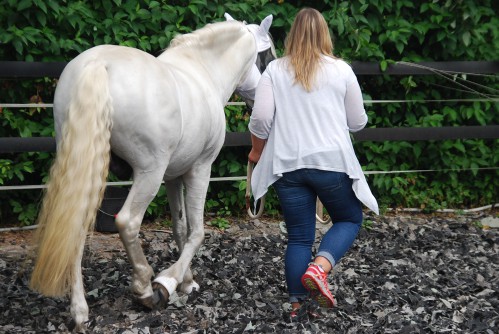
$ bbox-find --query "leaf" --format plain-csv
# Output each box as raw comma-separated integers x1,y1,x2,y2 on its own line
12,40,23,54
17,0,31,11
23,164,34,173
188,4,199,16
453,141,466,153
228,162,241,174
440,298,453,309
336,17,345,35
36,11,47,26
244,321,256,331
380,60,388,71
149,1,160,9
137,8,151,19
87,289,99,297
462,31,471,46
395,42,404,54
33,0,47,13
46,0,60,14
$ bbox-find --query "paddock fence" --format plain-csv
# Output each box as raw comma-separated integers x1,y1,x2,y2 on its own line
1,60,498,192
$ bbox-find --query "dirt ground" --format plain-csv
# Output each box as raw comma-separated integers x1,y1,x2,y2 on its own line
0,211,498,333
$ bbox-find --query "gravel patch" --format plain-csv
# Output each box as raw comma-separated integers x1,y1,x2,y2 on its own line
0,213,497,333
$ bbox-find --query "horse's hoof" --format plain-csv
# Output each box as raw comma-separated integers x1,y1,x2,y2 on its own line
151,282,170,309
180,280,200,294
137,294,156,310
69,318,89,333
72,322,87,333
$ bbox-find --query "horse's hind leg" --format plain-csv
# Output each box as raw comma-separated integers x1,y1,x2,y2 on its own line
115,167,167,308
70,238,89,333
164,178,199,294
153,164,210,305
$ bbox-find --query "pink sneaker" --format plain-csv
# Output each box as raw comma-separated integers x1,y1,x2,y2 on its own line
301,263,336,308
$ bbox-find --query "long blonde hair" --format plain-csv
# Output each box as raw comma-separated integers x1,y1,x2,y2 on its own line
284,8,335,91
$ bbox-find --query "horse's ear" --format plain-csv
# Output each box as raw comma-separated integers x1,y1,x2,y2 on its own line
260,15,273,34
224,13,235,21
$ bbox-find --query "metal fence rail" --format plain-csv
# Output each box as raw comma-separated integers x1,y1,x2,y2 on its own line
1,60,498,78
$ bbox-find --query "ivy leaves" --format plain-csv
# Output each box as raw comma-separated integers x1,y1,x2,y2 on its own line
0,0,497,222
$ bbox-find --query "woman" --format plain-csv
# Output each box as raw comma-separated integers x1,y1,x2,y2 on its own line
248,8,379,319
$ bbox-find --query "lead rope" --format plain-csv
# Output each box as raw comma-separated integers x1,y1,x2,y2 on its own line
316,198,332,225
245,161,265,219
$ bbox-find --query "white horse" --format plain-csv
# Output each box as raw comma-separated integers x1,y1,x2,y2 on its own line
30,15,274,332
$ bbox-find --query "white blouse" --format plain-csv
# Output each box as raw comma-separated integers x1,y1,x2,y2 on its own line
248,56,379,214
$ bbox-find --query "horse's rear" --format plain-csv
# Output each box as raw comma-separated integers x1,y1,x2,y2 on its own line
30,16,273,333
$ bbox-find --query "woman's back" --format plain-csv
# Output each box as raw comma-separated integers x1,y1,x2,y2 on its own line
258,56,366,173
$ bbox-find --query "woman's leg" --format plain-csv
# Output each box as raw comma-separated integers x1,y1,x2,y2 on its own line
313,172,363,269
300,170,362,308
273,170,317,305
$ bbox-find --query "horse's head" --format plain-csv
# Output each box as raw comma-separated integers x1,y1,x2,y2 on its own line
225,13,276,107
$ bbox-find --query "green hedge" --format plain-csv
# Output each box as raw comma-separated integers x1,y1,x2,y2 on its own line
1,0,498,225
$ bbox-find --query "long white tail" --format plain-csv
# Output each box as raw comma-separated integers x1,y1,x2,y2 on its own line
30,61,113,296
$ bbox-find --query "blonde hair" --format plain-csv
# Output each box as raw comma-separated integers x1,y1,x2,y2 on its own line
284,8,335,91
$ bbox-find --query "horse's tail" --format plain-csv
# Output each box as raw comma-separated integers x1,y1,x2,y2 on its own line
30,61,113,297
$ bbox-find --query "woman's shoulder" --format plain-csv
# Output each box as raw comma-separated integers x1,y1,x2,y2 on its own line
324,56,352,70
323,57,356,80
264,57,289,75
267,57,287,68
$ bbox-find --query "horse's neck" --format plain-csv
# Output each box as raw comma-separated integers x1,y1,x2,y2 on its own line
206,45,255,102
159,32,255,102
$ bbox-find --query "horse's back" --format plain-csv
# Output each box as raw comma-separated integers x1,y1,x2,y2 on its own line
53,44,225,177
55,45,171,122
54,45,184,162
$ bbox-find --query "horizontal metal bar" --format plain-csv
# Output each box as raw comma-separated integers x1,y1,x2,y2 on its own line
0,102,247,108
0,178,246,191
353,125,499,142
0,137,56,153
2,167,497,191
0,61,66,78
1,126,498,153
354,61,499,75
1,61,498,78
224,126,499,146
2,98,498,109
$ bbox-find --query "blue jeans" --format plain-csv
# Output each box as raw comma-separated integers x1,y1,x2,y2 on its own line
273,169,363,303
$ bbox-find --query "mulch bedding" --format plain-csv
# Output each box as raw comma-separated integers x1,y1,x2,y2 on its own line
0,213,498,333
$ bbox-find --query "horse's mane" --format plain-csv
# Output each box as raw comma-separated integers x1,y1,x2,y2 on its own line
168,20,245,50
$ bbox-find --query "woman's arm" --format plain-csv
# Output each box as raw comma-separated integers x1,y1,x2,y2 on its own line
248,72,275,162
345,80,368,132
248,134,266,163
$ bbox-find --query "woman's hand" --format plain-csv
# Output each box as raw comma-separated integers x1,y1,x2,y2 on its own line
249,134,266,163
248,148,261,163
